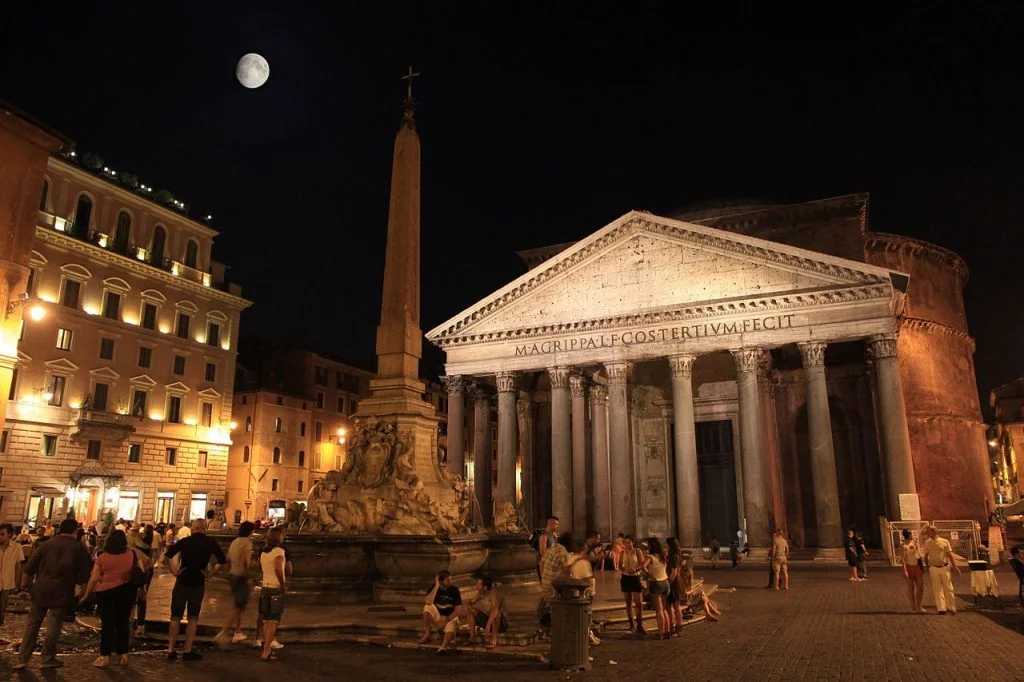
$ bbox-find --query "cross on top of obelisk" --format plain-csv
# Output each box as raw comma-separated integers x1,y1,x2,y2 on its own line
401,66,420,122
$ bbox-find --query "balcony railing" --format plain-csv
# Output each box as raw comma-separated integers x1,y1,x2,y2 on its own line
39,211,214,287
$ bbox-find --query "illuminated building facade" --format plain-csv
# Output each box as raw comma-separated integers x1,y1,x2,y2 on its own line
2,151,250,527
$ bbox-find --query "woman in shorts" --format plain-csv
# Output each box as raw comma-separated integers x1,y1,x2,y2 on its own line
900,528,925,613
615,535,645,633
258,527,287,661
641,537,671,639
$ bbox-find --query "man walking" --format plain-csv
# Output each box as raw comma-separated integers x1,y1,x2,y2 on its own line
709,536,720,569
165,519,227,661
922,525,960,614
12,518,92,670
0,523,25,625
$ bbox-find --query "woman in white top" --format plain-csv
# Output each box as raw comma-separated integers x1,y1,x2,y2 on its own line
258,527,288,661
641,537,671,639
899,528,925,613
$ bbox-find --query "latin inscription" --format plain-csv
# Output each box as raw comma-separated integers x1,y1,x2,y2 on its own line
514,314,796,356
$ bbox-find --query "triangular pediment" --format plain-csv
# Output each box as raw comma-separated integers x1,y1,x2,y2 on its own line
165,381,190,394
197,387,221,399
89,366,121,380
129,375,157,388
44,358,79,373
427,211,899,344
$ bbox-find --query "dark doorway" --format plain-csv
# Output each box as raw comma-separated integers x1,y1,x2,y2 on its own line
696,419,738,546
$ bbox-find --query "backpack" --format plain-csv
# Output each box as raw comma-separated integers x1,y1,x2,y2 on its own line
529,530,543,553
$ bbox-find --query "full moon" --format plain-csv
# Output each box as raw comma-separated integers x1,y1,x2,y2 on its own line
236,53,269,89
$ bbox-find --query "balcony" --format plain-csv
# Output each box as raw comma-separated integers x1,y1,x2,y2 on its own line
72,408,138,444
38,211,216,288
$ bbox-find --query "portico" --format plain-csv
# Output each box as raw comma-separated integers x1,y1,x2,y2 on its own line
427,211,918,550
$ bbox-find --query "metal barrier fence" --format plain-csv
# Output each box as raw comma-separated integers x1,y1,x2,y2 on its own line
880,517,982,566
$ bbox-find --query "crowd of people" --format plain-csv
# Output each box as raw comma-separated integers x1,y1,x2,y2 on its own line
1,511,293,671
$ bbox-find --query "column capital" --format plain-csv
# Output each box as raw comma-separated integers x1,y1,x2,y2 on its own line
867,334,898,360
667,354,696,378
798,341,828,368
441,374,464,396
590,384,608,404
547,366,571,390
604,361,632,385
732,347,765,375
495,371,517,393
569,373,587,398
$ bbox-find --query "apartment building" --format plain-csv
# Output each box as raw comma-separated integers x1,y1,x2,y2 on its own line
2,152,250,527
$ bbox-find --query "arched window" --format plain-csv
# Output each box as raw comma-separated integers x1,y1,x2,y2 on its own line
39,180,49,212
273,447,281,464
243,445,250,463
73,195,93,237
113,211,131,253
300,422,306,436
298,450,305,467
150,225,166,266
274,417,282,433
184,240,199,269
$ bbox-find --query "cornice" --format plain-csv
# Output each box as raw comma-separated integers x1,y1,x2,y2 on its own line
433,283,892,348
865,232,969,285
899,317,976,352
430,214,891,344
36,226,252,310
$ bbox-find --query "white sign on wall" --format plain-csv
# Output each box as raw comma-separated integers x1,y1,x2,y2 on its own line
899,493,921,521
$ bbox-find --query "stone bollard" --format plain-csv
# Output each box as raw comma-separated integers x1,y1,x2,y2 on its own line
549,578,592,671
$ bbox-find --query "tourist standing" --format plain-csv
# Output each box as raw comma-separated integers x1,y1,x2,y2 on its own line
564,537,602,646
855,531,869,580
0,524,25,624
13,518,92,670
535,515,559,577
641,537,671,639
128,524,155,635
164,519,227,661
770,529,789,591
80,530,140,667
899,529,925,613
615,535,645,633
255,527,291,652
258,527,288,661
709,536,720,569
665,537,685,636
729,540,739,569
922,525,960,614
845,530,862,581
216,521,256,645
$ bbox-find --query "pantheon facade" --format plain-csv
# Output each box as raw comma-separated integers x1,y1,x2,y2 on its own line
426,195,989,551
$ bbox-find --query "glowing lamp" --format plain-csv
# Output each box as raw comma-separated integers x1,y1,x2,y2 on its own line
42,391,54,402
149,411,163,421
229,421,238,430
28,305,45,321
83,305,99,316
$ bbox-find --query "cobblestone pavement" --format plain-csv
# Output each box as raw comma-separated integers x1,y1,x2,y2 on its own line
0,563,1021,680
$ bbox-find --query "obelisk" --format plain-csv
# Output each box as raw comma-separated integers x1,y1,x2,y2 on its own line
356,68,440,485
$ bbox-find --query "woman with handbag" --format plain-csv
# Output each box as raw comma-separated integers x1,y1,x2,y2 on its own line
899,528,926,613
614,535,646,633
80,529,144,666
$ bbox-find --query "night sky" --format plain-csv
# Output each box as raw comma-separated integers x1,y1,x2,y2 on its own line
2,4,1022,414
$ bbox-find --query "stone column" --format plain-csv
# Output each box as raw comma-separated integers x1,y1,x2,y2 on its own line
733,348,770,548
471,386,493,527
590,385,611,539
867,334,918,519
798,342,844,549
548,367,573,530
570,374,589,533
517,393,534,527
668,354,701,548
605,361,634,537
495,372,518,513
442,375,465,480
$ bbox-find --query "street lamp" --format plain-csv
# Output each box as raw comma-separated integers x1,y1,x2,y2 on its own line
5,292,44,321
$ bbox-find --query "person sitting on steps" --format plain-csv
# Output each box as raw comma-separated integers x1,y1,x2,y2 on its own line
419,570,463,654
466,576,507,648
